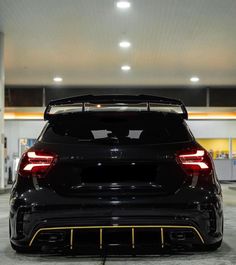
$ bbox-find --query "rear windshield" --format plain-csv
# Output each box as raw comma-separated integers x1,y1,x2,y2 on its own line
40,112,192,145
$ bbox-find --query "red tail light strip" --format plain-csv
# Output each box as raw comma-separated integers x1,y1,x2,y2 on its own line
177,149,212,176
28,152,54,159
18,150,56,178
23,152,54,171
178,150,209,169
181,162,208,169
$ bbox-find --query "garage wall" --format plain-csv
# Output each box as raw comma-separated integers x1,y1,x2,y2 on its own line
5,120,46,164
187,120,236,138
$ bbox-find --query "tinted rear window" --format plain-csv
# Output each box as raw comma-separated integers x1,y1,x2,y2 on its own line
41,112,192,145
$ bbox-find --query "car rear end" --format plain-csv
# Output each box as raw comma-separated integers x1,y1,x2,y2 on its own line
9,96,223,254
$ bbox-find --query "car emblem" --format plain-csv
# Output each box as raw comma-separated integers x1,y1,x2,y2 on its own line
110,148,123,159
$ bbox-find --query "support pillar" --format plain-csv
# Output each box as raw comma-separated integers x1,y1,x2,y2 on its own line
0,32,5,189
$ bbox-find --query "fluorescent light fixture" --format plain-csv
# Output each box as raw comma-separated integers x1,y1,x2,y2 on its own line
53,76,63,83
119,41,131,48
190,76,200,83
121,65,131,71
116,1,131,9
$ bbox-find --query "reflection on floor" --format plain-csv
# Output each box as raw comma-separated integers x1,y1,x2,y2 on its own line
0,184,236,265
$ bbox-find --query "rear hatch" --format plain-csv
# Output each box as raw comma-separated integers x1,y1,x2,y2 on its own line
37,111,194,198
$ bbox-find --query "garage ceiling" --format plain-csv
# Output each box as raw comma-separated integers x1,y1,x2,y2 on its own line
0,0,236,86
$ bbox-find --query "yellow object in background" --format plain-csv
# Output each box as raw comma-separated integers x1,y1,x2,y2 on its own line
232,139,236,158
196,138,229,159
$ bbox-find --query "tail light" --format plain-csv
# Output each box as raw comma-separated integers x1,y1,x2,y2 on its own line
177,149,213,177
18,149,56,178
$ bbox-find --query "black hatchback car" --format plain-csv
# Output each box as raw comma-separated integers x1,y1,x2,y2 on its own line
9,95,223,254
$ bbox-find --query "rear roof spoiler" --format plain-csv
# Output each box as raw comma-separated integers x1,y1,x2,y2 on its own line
44,94,188,120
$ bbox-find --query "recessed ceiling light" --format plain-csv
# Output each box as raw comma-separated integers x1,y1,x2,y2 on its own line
53,76,63,83
190,76,200,83
121,65,131,71
116,1,131,9
119,41,131,48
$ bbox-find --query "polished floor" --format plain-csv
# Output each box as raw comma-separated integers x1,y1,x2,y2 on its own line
1,184,236,265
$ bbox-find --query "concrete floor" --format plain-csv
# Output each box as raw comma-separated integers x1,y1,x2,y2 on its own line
1,185,236,265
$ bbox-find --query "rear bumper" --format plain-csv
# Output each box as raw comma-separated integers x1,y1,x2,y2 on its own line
29,224,204,252
9,186,223,252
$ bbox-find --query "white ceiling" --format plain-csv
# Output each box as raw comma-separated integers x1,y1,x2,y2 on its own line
0,0,236,86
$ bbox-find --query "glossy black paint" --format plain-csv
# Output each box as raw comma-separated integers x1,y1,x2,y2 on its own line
9,98,223,254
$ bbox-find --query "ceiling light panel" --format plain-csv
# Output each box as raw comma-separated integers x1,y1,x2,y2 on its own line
116,1,131,9
53,76,63,82
121,65,131,71
190,76,200,83
119,41,131,48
